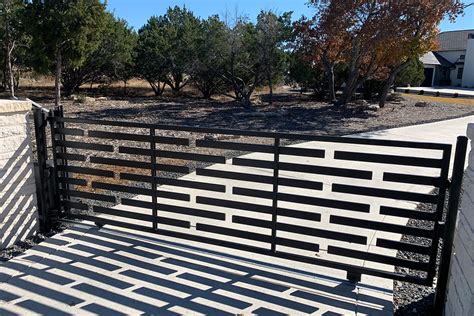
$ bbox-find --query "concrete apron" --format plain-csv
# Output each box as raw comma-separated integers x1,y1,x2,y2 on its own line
1,115,472,315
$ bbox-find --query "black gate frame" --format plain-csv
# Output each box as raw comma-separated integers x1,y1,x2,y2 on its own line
33,105,468,314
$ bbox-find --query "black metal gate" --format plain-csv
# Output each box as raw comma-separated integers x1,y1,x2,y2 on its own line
34,107,467,292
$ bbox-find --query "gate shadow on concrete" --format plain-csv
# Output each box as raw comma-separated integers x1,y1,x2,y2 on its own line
0,224,393,315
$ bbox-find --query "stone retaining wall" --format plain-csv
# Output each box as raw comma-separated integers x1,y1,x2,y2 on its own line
0,100,38,249
445,123,474,316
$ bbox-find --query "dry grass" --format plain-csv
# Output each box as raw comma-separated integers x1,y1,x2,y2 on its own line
401,93,474,106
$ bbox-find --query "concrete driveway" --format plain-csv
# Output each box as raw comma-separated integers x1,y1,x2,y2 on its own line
0,115,472,315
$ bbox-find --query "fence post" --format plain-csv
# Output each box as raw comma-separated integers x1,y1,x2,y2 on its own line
434,135,468,315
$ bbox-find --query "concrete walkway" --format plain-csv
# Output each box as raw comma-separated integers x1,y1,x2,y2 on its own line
0,115,472,315
397,87,474,98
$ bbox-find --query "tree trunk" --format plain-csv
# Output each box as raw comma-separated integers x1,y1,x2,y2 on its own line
55,48,62,107
379,60,412,108
123,80,127,95
6,44,15,98
326,64,336,103
268,67,273,105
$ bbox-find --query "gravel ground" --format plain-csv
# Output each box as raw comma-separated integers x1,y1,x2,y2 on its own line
50,93,474,135
394,186,464,315
2,92,472,314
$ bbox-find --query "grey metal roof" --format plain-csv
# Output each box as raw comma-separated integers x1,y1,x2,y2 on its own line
420,51,454,67
421,52,441,65
437,29,474,51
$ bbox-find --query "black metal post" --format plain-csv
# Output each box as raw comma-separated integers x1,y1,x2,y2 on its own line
48,112,62,218
33,107,50,232
150,128,158,230
427,146,452,284
271,137,280,252
433,136,468,315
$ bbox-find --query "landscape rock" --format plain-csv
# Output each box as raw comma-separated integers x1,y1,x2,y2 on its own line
415,101,429,107
367,104,380,111
355,99,369,106
96,96,108,101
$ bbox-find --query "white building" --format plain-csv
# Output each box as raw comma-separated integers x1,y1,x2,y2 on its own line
421,29,474,88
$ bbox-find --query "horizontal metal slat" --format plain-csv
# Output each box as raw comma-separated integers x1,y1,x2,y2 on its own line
196,139,275,153
332,184,438,204
196,196,273,214
278,208,322,222
233,216,367,244
59,189,116,203
121,198,226,221
54,128,85,136
89,131,189,146
278,146,325,158
88,130,150,142
383,172,442,187
91,182,190,202
156,150,226,164
58,177,87,186
196,168,274,184
119,146,150,156
155,176,225,192
279,162,373,180
330,215,434,238
380,206,437,221
119,173,225,192
93,205,153,222
196,223,272,243
56,140,114,152
197,196,321,221
196,169,323,191
278,177,323,191
233,187,371,213
327,246,430,271
56,152,87,162
334,151,443,168
276,237,320,252
90,157,151,169
376,238,432,255
232,158,274,169
154,136,190,146
57,166,114,178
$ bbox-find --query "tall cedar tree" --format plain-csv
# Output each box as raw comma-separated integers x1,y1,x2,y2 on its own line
61,13,136,96
0,0,28,97
135,6,200,95
26,0,106,106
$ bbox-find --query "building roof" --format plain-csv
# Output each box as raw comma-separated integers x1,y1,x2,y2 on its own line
420,51,453,67
437,29,474,51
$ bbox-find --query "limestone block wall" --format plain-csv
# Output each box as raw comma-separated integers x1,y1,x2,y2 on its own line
0,100,38,249
445,123,474,316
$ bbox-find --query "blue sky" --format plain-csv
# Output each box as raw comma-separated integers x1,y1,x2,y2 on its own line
107,0,474,32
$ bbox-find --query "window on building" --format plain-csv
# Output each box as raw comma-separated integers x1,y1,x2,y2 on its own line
460,55,465,60
457,67,464,80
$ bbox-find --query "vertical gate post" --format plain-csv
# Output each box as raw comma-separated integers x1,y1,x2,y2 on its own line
270,137,280,253
150,128,158,230
33,106,51,232
434,135,468,315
